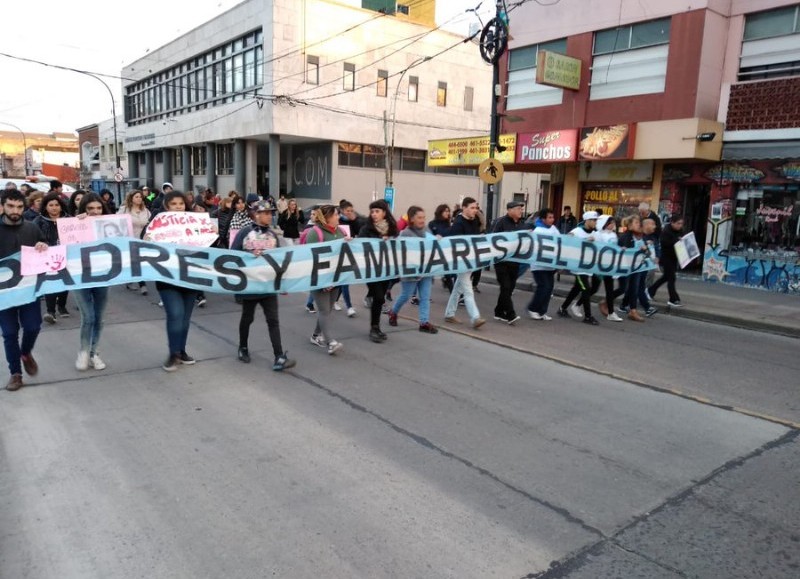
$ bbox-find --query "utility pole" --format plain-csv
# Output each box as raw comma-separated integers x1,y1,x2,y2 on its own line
478,1,508,224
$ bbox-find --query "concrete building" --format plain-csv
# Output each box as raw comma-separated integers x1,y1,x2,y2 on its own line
0,129,79,184
499,0,800,289
77,118,128,194
120,0,512,217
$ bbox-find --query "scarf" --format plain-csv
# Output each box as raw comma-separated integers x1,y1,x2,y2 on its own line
374,219,389,236
407,225,426,238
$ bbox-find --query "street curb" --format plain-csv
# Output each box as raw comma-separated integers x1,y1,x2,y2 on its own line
479,277,800,340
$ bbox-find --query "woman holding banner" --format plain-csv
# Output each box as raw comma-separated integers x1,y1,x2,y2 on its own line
73,193,111,371
119,190,151,296
359,200,398,344
142,191,202,372
34,193,70,324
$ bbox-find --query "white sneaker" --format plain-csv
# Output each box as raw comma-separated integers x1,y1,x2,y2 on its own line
333,301,343,311
346,307,357,317
327,340,343,355
310,334,326,348
541,314,553,321
527,310,542,320
607,312,624,322
90,354,106,370
569,304,584,318
157,300,163,307
75,351,90,371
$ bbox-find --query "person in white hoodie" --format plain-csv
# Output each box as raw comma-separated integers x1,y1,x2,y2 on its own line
558,211,600,325
526,208,559,320
592,215,625,322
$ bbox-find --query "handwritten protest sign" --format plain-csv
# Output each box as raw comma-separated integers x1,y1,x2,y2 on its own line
144,212,218,247
57,215,133,245
20,245,67,276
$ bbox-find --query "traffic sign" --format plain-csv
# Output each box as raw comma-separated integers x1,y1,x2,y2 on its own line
478,158,504,184
114,172,123,183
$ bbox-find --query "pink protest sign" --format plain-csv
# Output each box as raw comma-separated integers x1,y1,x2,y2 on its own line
20,245,67,276
229,228,240,247
143,212,218,246
57,215,133,244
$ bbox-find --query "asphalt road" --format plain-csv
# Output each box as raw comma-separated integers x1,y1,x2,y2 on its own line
1,282,798,578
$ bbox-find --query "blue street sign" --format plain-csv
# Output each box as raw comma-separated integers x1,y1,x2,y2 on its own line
384,186,395,212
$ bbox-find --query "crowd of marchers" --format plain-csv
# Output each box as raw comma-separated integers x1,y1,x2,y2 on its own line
0,179,686,392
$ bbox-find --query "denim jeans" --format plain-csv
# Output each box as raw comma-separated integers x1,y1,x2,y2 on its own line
336,285,352,308
0,301,42,375
622,272,644,309
445,272,480,321
392,278,432,324
158,287,197,355
528,270,555,315
74,287,109,356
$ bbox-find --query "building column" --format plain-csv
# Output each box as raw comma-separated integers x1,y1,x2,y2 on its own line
128,152,139,183
182,146,191,193
234,139,246,195
162,149,173,186
269,134,280,200
145,150,155,189
206,143,217,193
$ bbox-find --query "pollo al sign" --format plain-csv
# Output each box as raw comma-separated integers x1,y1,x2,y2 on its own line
516,130,578,163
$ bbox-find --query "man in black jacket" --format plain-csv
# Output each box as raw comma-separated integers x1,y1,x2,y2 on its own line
0,189,48,391
648,215,684,306
492,201,527,324
557,206,577,234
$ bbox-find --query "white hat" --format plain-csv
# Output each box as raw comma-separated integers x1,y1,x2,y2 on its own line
162,182,173,189
596,214,613,230
582,210,599,221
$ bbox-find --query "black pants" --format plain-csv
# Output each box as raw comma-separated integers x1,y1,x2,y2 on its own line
494,262,518,320
649,263,680,302
562,275,595,318
367,281,390,327
471,269,482,288
44,291,68,314
239,296,283,357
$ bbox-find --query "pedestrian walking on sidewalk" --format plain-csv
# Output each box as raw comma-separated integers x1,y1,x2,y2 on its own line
443,197,486,328
389,206,439,335
359,200,398,344
73,193,112,371
231,201,296,371
648,215,684,307
0,189,48,391
527,209,559,321
558,211,601,325
492,201,527,324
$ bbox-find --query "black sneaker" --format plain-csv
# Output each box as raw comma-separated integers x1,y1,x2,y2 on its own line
273,352,296,371
410,296,420,306
43,312,56,324
306,304,317,314
238,347,251,363
583,316,600,326
645,306,658,318
557,308,570,319
57,307,70,318
178,351,196,365
385,291,393,302
163,355,179,372
369,327,384,343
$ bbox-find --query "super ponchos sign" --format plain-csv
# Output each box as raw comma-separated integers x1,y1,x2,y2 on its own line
0,232,654,309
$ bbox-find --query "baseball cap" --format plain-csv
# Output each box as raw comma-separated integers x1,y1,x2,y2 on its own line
582,210,599,220
250,200,272,212
162,182,173,189
507,201,524,209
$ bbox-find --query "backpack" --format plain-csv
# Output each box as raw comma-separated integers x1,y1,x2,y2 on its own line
299,224,324,245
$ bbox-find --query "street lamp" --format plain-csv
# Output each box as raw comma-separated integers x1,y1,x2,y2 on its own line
77,71,122,205
0,121,29,176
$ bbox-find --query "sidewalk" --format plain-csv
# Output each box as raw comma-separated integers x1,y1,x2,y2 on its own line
482,271,800,339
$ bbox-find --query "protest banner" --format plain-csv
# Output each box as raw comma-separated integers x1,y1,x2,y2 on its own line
144,212,218,247
0,232,655,310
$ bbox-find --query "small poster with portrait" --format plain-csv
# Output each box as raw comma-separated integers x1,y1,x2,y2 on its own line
57,214,134,245
675,231,701,269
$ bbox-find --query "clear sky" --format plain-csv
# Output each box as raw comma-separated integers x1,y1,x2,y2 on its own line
0,0,491,135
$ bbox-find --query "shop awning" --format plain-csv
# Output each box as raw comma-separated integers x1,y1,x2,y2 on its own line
722,141,800,160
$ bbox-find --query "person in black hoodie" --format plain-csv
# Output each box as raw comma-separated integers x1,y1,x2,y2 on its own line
648,215,684,307
231,201,296,371
33,193,70,323
0,189,48,391
491,201,527,324
358,200,398,342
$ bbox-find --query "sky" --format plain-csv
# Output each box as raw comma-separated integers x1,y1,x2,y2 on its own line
0,0,491,136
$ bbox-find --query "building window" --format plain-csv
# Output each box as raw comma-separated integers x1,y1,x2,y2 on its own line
338,143,363,166
363,145,385,169
173,149,183,175
343,62,355,91
216,143,234,175
154,150,163,164
377,70,388,97
507,38,566,110
191,146,207,175
306,55,319,85
436,82,447,107
408,75,418,102
739,5,800,81
401,149,426,172
590,18,671,100
463,86,474,111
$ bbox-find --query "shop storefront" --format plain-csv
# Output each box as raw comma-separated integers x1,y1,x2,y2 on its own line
578,160,656,221
699,159,800,293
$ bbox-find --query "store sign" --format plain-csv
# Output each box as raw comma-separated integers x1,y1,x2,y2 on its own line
536,51,581,91
427,134,516,166
516,130,578,163
578,124,636,160
579,160,653,182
